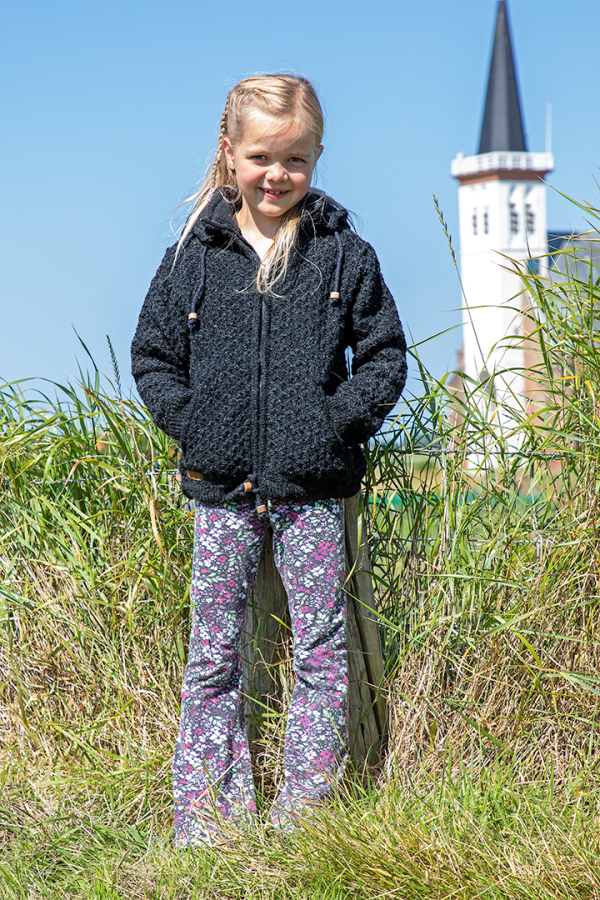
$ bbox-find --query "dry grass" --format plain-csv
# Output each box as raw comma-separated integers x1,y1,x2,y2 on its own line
2,200,600,895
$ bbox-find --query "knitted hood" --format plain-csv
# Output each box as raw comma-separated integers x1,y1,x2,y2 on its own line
186,188,349,332
191,188,350,244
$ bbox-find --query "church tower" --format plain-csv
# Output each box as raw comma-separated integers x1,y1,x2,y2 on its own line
451,1,553,402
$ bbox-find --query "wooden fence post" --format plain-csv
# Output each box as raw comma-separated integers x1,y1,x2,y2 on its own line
241,495,387,769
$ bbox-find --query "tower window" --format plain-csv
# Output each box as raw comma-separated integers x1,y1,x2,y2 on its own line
472,210,478,235
510,204,519,235
526,204,535,234
484,209,489,234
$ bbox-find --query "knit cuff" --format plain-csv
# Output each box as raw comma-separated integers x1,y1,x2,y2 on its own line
327,389,369,445
174,394,196,444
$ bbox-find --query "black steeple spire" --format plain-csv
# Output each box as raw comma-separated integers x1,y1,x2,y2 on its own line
478,1,527,154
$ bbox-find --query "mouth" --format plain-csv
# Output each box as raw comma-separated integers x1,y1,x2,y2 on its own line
259,188,290,199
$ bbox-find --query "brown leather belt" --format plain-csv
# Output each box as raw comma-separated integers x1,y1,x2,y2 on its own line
186,469,204,481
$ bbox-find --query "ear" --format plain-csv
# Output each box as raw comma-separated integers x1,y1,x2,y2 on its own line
315,144,324,164
223,137,235,171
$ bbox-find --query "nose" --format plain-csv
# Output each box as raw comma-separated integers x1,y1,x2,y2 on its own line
265,162,287,183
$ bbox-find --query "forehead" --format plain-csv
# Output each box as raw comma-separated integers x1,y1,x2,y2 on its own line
237,114,318,153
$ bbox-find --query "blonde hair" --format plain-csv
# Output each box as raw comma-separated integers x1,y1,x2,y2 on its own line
178,74,325,293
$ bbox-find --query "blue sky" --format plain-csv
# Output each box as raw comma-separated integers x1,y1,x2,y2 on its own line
2,0,599,394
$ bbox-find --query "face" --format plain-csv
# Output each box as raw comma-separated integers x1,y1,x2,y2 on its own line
223,115,323,228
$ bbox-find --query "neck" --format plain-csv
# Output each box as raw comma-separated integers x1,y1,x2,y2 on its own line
236,201,282,241
235,201,283,261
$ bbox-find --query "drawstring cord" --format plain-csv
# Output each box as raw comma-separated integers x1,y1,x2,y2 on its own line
188,230,344,514
188,245,208,330
187,247,267,518
329,232,344,305
190,232,343,321
234,474,268,519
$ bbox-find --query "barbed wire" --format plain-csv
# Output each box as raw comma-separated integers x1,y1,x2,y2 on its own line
1,461,584,555
373,535,556,547
3,444,587,490
390,448,581,458
4,468,180,488
379,444,584,459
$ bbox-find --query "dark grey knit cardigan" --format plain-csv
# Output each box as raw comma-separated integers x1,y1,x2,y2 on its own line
131,189,407,505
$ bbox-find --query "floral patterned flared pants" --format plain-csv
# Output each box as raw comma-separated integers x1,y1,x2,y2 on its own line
173,497,348,846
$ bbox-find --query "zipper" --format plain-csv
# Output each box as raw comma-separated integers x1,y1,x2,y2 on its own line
255,290,270,516
206,219,270,517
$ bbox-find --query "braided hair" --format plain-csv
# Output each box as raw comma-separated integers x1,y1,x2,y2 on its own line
176,74,325,293
211,93,231,190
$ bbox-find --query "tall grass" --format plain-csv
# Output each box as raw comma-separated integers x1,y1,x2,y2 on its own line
0,347,191,827
1,197,600,897
366,200,600,793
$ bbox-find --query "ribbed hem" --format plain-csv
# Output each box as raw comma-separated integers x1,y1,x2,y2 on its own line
179,472,364,504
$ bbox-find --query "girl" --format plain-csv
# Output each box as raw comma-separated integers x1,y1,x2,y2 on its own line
131,74,407,847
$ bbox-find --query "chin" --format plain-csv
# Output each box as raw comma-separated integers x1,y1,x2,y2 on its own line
259,202,295,217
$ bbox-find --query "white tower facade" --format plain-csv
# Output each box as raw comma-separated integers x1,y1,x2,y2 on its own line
451,2,553,407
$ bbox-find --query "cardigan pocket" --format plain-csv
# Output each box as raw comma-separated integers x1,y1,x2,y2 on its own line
179,373,253,483
267,380,347,482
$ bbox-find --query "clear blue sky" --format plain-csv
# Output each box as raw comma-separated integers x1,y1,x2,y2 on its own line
2,0,598,395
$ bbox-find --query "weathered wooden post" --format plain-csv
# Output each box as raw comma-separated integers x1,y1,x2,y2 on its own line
241,495,387,769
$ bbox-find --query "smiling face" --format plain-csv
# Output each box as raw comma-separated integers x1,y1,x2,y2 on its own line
223,115,323,234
